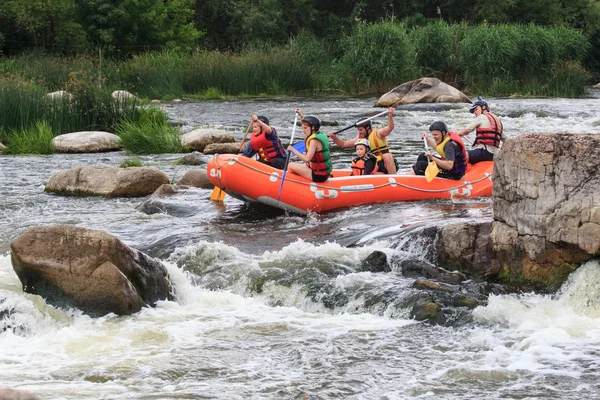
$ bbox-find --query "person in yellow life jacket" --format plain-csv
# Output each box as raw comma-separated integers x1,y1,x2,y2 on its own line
241,114,287,169
328,107,397,174
456,97,505,164
350,138,378,176
411,121,468,180
286,108,332,183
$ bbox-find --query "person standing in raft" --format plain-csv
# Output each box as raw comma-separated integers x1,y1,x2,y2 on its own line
350,139,378,176
411,121,468,180
241,114,287,169
456,97,505,164
286,109,332,182
328,107,397,174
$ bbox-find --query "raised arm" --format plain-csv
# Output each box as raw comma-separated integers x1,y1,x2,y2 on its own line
375,107,395,138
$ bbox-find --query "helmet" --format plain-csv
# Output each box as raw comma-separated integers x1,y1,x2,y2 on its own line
429,121,448,134
301,116,321,131
257,115,269,125
354,138,371,149
356,118,372,128
469,97,489,113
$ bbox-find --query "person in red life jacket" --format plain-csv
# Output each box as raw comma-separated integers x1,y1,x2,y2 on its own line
241,114,287,169
456,97,505,164
350,138,378,176
411,121,468,180
328,107,397,174
286,108,332,182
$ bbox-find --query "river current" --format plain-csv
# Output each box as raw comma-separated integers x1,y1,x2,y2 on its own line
1,94,600,399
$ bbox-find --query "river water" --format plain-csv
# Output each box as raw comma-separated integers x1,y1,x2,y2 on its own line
1,94,600,399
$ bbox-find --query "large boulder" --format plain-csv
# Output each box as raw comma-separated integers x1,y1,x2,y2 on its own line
436,133,600,290
181,128,235,152
203,142,245,154
375,77,471,106
52,131,122,153
0,143,5,152
111,90,137,101
0,388,39,400
45,166,169,197
10,225,172,316
46,90,73,101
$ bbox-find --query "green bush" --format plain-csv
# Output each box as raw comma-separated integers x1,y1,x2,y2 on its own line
5,121,55,155
342,21,418,93
117,107,186,154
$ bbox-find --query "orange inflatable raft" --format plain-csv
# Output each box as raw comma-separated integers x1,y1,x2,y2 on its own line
207,154,493,214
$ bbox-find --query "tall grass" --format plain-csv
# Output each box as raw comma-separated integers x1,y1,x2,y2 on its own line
410,22,467,86
342,21,418,93
117,107,185,154
459,23,590,96
5,121,55,155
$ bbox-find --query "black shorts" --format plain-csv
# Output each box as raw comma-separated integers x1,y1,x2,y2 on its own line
312,172,329,182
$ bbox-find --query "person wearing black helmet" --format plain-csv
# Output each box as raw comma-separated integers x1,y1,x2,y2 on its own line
456,97,505,164
328,107,397,174
287,108,332,182
411,121,468,180
241,114,287,169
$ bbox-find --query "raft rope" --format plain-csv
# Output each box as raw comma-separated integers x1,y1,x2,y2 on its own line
213,156,491,194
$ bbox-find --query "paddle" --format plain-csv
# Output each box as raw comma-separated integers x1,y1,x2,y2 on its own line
423,136,439,182
292,109,389,154
276,112,299,206
209,121,252,201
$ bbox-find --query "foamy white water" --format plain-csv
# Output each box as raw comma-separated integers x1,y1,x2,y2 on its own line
2,97,600,398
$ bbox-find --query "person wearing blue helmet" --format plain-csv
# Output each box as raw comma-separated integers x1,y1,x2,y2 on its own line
457,97,505,164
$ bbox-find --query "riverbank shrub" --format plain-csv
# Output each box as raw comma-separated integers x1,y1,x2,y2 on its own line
459,23,590,96
117,108,185,154
342,21,418,93
5,121,55,155
410,22,466,86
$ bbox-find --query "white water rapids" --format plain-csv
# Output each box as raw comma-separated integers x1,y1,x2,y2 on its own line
1,94,600,399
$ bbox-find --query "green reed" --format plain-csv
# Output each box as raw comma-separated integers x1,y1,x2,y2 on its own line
5,121,55,155
342,20,418,93
117,107,185,154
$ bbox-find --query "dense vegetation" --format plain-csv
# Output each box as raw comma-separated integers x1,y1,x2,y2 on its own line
0,0,598,154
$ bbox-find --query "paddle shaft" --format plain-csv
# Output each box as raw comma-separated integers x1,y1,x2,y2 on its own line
277,112,299,205
238,121,253,152
330,109,389,136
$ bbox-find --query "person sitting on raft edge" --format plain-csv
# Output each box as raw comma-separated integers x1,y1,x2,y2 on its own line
410,121,468,180
240,114,287,169
328,107,397,174
350,139,378,176
456,97,505,164
286,108,332,183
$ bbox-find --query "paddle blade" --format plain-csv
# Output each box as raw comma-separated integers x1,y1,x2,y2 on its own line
210,186,226,201
425,161,439,183
292,140,305,155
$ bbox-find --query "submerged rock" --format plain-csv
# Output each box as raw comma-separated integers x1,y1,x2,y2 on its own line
358,251,391,272
10,225,173,316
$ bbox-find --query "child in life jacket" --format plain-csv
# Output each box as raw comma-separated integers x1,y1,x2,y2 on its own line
350,138,378,176
241,114,287,169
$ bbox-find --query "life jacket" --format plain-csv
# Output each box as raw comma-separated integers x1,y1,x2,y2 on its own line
474,112,503,147
249,127,286,163
367,129,391,162
305,131,332,178
435,131,468,176
350,154,378,176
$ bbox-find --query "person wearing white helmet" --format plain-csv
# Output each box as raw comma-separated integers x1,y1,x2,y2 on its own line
350,138,378,176
328,107,397,174
456,97,505,163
